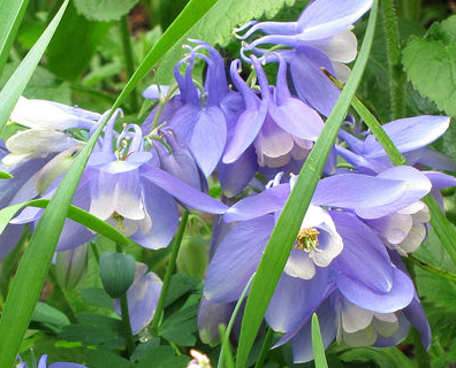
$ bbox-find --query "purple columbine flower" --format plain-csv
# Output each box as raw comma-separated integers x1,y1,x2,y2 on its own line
236,0,372,116
202,166,434,362
8,110,227,253
114,262,162,334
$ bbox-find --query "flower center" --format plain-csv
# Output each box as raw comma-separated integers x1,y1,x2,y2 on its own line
296,228,320,252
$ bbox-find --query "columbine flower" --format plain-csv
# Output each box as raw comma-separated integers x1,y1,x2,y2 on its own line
114,262,162,334
8,110,227,253
203,166,435,362
222,55,323,170
236,0,373,116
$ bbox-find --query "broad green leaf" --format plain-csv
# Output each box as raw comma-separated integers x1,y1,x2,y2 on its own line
0,1,219,365
86,349,133,368
0,0,29,75
403,15,456,118
74,0,140,22
0,0,70,133
0,199,133,247
235,2,379,366
47,3,112,80
0,170,13,179
311,314,328,368
135,346,189,368
156,0,300,82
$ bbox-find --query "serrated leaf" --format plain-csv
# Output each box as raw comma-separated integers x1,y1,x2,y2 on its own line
339,347,414,367
235,3,379,366
156,0,298,82
403,15,456,118
74,0,140,22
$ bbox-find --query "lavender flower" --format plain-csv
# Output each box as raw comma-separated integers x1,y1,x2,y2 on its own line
236,0,373,115
16,354,86,368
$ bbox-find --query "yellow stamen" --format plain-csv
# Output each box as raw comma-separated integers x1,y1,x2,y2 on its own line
296,228,320,252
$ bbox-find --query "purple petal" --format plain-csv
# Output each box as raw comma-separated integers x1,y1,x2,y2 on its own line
289,47,339,116
425,171,456,190
224,184,289,222
204,215,274,303
198,297,234,346
266,269,332,334
364,116,451,158
331,211,393,293
218,147,258,198
132,181,179,250
189,107,227,177
141,166,227,214
336,267,415,314
404,298,431,350
0,224,23,260
297,0,373,40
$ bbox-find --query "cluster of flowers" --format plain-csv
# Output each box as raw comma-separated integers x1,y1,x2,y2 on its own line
2,0,456,365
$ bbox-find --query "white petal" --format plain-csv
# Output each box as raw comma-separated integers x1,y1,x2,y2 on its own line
342,300,374,333
284,250,316,280
412,205,430,224
343,325,377,347
373,314,399,337
399,224,427,254
398,201,426,215
333,62,351,82
322,30,358,63
5,129,77,155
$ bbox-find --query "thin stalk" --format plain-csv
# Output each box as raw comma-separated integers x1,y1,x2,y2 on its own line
254,328,274,368
90,241,100,265
120,16,138,111
381,0,406,119
49,269,77,323
120,293,135,356
409,255,456,283
150,210,189,333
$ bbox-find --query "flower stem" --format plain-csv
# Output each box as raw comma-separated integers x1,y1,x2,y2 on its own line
254,328,274,368
120,293,135,356
381,0,406,120
150,210,189,334
120,16,138,112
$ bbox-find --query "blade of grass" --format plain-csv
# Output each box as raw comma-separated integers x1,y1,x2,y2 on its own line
0,0,30,76
0,0,70,132
0,170,13,179
218,275,255,368
0,1,219,365
311,314,329,368
0,199,133,247
235,3,379,366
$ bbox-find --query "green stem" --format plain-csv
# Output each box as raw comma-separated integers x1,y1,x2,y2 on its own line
254,328,274,368
381,0,406,119
120,16,138,112
409,255,456,282
150,210,189,333
49,269,78,323
90,241,101,265
120,293,135,356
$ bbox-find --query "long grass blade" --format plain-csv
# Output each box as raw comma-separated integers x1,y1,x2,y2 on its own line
0,0,30,75
0,0,219,365
235,2,379,366
311,314,329,368
0,0,70,132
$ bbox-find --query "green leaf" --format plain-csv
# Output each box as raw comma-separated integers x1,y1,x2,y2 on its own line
234,2,379,366
156,0,299,82
31,302,71,333
0,1,219,365
47,2,112,80
86,349,133,368
74,0,140,22
311,314,328,368
0,0,70,133
0,0,29,75
0,199,133,247
0,170,13,179
134,346,189,368
403,15,456,118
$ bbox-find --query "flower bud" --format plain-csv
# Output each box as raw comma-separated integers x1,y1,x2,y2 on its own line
100,252,136,298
